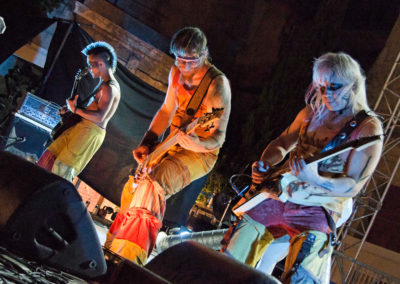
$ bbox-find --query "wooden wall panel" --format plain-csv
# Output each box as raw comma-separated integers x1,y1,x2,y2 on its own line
74,1,173,92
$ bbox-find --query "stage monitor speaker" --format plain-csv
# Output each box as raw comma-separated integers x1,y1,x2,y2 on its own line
145,241,281,284
98,248,170,284
1,113,51,161
0,151,106,279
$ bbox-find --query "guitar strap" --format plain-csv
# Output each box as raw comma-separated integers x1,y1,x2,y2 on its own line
180,65,223,128
318,110,370,247
321,110,369,152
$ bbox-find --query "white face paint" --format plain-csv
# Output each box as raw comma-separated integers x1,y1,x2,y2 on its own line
317,74,352,112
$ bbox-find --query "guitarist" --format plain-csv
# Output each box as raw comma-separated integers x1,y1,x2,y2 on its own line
105,27,231,265
37,41,120,182
222,53,383,283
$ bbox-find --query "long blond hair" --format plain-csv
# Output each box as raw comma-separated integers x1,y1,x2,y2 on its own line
306,52,370,119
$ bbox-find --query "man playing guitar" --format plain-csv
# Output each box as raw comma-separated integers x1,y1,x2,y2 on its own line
105,27,231,265
38,41,120,182
223,52,383,283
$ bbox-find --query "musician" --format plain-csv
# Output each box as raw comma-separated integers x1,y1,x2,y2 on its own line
105,27,231,264
223,52,383,283
38,41,120,182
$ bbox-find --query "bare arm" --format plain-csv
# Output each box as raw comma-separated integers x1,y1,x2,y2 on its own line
133,68,177,163
292,117,383,197
252,106,311,183
178,75,231,152
69,84,115,123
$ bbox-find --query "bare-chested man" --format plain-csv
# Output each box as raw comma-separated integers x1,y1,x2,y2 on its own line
38,41,121,182
223,52,383,283
105,27,231,265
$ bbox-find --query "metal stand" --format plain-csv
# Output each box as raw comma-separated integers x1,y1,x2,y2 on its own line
331,48,400,282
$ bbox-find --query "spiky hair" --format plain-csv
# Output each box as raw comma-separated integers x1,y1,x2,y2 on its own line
82,41,117,73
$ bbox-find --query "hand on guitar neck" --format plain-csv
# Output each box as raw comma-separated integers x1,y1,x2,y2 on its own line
131,108,224,180
57,94,79,116
133,145,150,165
66,94,79,114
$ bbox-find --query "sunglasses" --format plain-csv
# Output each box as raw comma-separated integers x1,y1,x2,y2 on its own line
174,53,204,66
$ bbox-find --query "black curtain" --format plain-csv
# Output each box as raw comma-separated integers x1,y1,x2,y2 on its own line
1,18,205,222
0,14,55,64
40,23,164,205
39,21,99,106
80,62,164,205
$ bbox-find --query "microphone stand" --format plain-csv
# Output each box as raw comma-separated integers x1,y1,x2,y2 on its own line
0,135,25,148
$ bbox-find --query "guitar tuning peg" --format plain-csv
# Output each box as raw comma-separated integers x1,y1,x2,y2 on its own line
205,122,215,132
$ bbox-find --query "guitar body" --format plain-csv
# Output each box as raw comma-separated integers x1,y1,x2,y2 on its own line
51,111,82,140
232,135,382,216
231,171,282,216
134,109,224,179
50,67,94,141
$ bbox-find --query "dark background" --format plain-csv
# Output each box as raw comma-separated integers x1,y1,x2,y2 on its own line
1,0,399,252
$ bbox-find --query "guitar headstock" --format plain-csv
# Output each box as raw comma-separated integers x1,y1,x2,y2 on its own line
198,108,224,126
75,67,89,80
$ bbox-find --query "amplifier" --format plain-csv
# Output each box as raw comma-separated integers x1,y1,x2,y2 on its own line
0,93,61,161
17,92,61,132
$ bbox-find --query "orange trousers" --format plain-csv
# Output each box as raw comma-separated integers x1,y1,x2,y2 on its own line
105,146,218,264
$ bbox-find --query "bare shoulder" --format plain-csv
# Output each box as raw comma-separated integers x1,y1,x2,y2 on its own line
355,115,383,138
207,74,231,105
102,83,116,98
111,81,121,98
168,66,178,83
100,81,120,105
295,105,313,122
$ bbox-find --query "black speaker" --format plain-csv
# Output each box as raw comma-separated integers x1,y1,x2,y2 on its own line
0,114,51,161
145,241,281,284
97,248,170,284
0,151,106,279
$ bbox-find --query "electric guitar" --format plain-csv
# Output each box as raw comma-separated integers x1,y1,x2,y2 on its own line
51,68,89,140
232,135,382,215
134,108,224,179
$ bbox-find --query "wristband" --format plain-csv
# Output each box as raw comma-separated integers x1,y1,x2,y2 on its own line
139,130,159,151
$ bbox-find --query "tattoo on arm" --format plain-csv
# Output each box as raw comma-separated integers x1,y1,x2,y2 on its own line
320,181,334,191
358,156,372,181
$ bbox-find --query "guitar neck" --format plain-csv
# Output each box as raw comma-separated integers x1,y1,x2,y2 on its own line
144,117,200,166
304,135,381,165
280,135,381,176
147,134,178,163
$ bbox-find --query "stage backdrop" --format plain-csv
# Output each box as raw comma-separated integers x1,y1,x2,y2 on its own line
43,22,165,205
0,18,165,205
